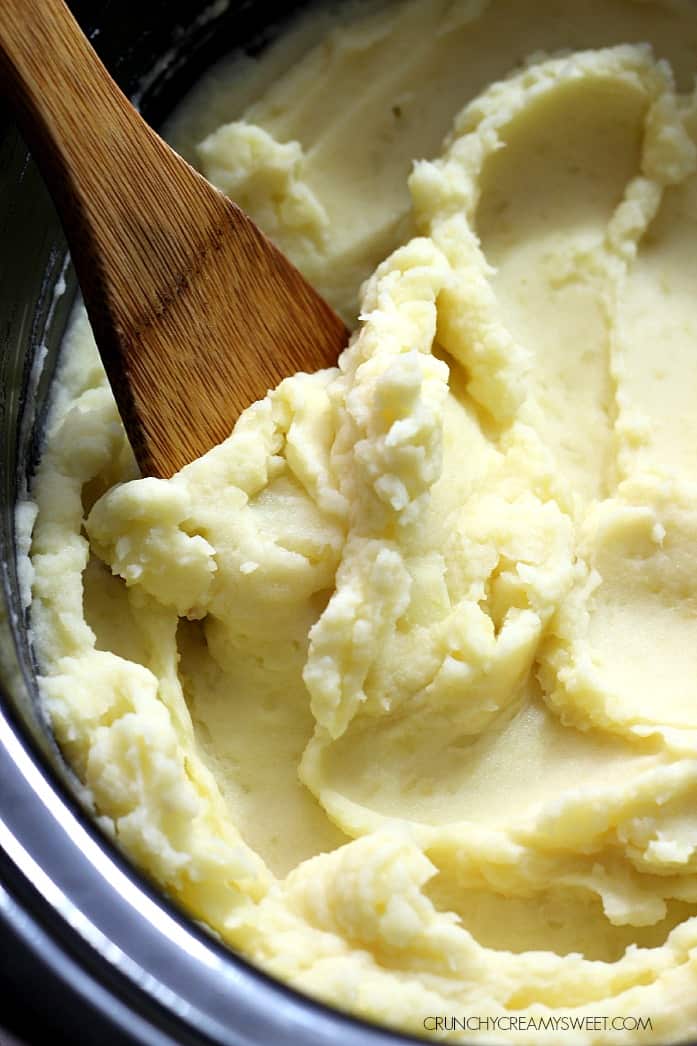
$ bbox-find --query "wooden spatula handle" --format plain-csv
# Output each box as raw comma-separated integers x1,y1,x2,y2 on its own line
0,0,222,336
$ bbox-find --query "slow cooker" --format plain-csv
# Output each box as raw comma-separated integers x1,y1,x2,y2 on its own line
0,3,419,1043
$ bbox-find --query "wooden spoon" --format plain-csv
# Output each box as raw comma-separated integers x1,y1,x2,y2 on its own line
0,0,348,478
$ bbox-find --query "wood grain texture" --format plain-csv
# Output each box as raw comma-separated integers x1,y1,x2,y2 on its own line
0,0,348,477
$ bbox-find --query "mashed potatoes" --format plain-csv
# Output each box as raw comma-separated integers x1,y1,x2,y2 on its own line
27,0,697,1041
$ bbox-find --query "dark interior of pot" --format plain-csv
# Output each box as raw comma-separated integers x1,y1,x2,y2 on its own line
0,4,416,1044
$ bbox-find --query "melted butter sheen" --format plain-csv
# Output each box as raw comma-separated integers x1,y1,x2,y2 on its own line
28,0,697,1041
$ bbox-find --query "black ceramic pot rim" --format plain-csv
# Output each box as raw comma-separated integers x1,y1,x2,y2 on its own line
0,3,423,1043
0,680,422,1046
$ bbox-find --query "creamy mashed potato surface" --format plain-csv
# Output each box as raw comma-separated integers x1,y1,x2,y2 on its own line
27,0,697,1041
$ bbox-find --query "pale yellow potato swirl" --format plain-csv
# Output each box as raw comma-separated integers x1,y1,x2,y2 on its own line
26,1,697,1041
